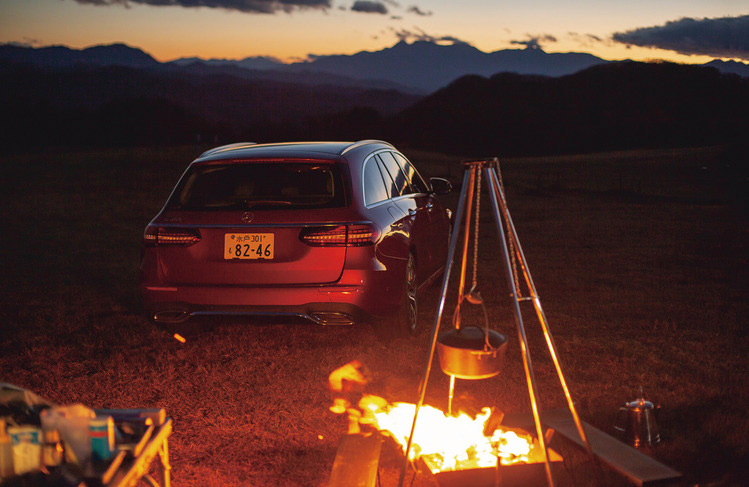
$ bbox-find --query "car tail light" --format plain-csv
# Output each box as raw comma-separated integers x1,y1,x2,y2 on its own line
143,225,201,246
300,224,377,247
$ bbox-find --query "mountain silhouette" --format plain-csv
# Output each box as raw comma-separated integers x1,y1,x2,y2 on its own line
168,40,749,93
705,60,749,78
389,61,749,156
0,43,159,69
168,56,283,71
4,41,748,94
288,40,608,92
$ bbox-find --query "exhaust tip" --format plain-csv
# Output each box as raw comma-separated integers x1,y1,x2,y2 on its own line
309,312,355,326
153,310,190,323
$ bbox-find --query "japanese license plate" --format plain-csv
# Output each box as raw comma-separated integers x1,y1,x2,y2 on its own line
224,233,274,259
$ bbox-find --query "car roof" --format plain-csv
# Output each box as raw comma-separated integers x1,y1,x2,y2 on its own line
195,140,395,163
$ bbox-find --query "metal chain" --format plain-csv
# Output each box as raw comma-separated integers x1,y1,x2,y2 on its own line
471,166,481,291
496,166,522,296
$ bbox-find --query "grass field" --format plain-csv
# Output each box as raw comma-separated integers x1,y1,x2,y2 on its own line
0,144,746,486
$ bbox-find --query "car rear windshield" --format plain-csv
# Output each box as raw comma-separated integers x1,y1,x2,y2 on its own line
167,161,347,210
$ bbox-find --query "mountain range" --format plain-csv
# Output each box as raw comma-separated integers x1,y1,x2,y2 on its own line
3,41,749,94
1,41,747,155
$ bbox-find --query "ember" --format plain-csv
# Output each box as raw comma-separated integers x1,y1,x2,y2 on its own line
358,395,533,472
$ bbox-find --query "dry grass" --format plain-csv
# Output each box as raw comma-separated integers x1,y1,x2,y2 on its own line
0,144,746,486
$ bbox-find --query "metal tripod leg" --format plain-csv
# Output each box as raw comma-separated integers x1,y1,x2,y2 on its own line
488,167,597,463
484,165,556,487
397,167,473,487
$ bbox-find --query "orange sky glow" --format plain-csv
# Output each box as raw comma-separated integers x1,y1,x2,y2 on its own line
1,1,746,65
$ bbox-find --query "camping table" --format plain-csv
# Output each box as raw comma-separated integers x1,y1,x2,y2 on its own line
98,417,173,487
85,409,172,487
1,417,172,487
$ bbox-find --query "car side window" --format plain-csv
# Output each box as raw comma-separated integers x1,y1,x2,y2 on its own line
375,155,401,197
393,152,430,194
379,151,411,196
363,156,390,206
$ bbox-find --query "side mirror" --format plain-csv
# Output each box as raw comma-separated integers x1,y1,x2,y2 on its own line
430,177,452,195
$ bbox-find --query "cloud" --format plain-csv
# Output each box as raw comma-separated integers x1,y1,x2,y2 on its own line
351,1,387,14
392,27,468,45
567,32,607,49
406,5,431,16
568,32,602,43
70,0,330,14
612,15,749,60
510,34,557,50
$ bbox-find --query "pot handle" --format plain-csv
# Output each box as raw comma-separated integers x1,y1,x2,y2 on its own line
451,291,496,351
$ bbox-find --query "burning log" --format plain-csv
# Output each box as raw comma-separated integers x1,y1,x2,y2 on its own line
328,360,370,434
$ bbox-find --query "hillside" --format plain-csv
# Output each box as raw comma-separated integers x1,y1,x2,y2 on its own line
390,61,749,156
2,57,747,155
0,62,420,148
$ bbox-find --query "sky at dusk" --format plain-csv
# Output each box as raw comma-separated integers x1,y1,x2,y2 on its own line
1,0,747,64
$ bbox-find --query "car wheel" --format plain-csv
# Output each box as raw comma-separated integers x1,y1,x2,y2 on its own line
400,253,418,335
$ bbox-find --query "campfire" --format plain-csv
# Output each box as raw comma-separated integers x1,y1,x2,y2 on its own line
358,395,534,471
327,360,559,486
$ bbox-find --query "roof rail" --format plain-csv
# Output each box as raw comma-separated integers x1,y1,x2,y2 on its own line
199,142,257,158
341,139,393,155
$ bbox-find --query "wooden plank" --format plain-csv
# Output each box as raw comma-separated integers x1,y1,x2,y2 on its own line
328,433,382,487
538,409,682,487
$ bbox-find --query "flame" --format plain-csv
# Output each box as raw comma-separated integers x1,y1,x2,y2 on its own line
358,395,532,472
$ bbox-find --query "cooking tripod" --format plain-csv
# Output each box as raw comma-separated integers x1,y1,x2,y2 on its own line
398,159,595,487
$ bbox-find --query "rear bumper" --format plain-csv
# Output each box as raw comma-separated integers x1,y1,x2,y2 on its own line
140,273,397,325
140,242,409,325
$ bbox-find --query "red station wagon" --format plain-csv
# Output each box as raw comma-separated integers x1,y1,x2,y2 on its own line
139,140,452,334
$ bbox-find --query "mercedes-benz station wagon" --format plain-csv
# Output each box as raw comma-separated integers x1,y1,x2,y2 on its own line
139,140,452,334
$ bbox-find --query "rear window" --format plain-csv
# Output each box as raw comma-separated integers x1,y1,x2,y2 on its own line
168,162,346,210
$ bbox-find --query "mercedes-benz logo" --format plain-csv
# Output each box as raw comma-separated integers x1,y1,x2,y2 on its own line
241,211,254,223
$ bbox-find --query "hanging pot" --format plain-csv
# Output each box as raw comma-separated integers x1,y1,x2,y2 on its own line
437,326,508,379
437,294,508,379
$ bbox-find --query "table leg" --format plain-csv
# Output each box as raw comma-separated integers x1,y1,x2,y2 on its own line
158,439,171,487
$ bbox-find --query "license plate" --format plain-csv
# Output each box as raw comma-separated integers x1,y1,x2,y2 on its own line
224,233,274,260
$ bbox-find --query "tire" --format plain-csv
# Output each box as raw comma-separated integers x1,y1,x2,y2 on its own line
399,252,418,335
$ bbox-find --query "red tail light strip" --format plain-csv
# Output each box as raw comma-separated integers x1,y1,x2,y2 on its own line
300,224,376,247
346,225,375,245
144,226,201,246
301,225,348,246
